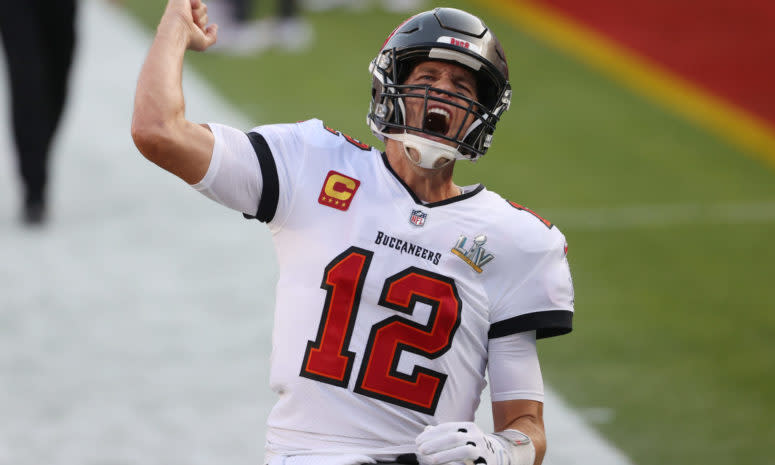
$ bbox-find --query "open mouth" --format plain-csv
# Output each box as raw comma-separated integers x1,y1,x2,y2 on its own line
424,107,451,135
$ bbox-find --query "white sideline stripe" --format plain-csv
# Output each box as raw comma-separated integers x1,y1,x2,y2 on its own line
546,202,775,230
0,2,632,465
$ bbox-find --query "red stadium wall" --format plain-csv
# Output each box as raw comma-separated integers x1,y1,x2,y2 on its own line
529,0,775,130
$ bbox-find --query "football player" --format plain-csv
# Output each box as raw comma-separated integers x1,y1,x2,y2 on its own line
132,1,575,464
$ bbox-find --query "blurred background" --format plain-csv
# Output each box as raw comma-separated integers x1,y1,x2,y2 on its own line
1,0,773,464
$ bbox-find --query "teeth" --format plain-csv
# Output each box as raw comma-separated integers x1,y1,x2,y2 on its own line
425,107,451,134
428,107,450,120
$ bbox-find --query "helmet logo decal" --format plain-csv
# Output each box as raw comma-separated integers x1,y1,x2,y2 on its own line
437,36,481,54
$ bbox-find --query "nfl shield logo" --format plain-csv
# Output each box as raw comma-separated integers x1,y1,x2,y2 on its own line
409,210,427,227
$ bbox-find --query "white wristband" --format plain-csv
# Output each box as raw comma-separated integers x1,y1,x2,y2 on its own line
492,429,536,465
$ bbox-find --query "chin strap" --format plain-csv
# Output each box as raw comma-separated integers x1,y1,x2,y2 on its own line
383,131,465,169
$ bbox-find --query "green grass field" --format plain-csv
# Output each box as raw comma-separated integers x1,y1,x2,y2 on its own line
125,2,775,463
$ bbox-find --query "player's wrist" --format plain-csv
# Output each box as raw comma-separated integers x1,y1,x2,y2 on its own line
490,429,536,465
157,12,196,47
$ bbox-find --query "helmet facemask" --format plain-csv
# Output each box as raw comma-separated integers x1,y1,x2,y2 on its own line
375,75,496,168
367,9,512,169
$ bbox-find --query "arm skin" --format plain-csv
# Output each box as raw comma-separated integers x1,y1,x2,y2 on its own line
493,399,547,465
131,0,217,184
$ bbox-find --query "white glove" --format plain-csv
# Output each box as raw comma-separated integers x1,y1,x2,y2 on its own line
267,454,376,465
415,422,514,465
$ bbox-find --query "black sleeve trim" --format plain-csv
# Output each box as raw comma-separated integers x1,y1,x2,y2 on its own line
488,310,573,340
242,132,279,223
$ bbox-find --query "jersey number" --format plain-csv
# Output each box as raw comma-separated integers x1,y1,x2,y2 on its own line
300,247,461,414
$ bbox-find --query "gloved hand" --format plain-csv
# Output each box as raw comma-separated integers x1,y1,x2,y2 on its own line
415,422,512,465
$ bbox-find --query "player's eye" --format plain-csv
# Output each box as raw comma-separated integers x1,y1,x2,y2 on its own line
456,82,474,95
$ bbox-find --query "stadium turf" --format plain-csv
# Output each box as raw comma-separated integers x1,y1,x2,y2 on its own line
124,1,775,464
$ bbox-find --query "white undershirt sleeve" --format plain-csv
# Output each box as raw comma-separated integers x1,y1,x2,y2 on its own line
488,331,544,403
191,123,263,215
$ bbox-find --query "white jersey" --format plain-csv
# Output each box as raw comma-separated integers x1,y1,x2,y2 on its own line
199,119,574,460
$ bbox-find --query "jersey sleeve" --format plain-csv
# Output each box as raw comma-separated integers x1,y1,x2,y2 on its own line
488,225,575,340
201,119,357,229
243,119,322,229
191,123,263,215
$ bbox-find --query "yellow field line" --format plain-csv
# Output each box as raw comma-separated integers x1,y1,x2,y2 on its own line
474,0,775,169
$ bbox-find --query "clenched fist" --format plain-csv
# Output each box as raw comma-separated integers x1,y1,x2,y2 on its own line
160,0,218,51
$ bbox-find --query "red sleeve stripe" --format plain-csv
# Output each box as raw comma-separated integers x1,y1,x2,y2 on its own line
508,201,553,229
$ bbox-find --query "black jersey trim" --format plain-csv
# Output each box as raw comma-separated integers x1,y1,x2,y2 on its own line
380,152,484,207
243,132,279,223
488,310,573,340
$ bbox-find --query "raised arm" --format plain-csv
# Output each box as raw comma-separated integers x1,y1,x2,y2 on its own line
131,0,218,184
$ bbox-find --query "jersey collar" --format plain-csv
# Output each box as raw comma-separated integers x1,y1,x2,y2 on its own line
380,152,484,208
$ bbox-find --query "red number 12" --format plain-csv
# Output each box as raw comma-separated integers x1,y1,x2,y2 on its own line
300,247,461,414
